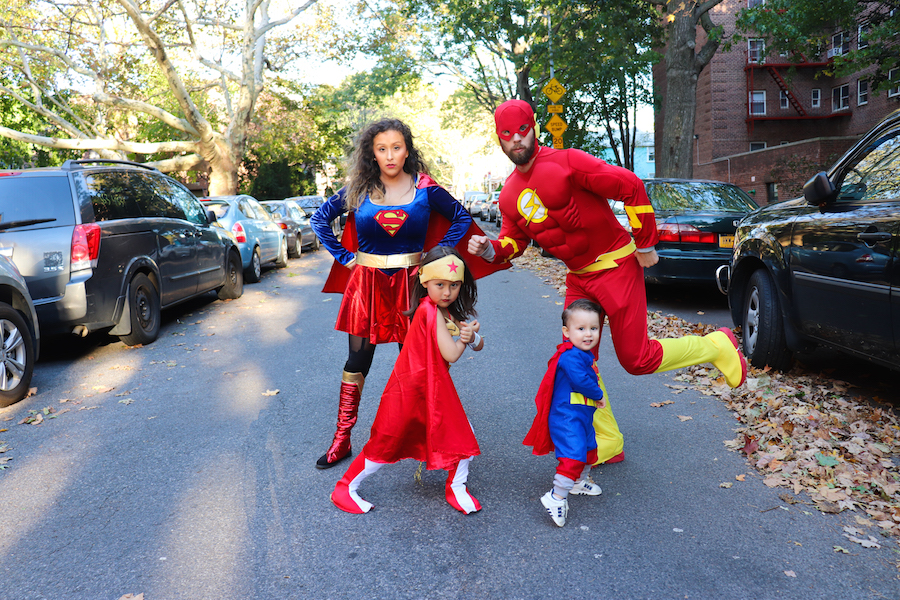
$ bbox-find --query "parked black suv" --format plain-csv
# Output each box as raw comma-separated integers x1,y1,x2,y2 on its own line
0,160,244,346
724,109,900,371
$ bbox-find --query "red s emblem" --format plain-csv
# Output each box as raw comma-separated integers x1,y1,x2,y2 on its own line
375,209,409,236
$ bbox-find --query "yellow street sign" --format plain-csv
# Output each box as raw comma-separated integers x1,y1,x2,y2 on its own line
546,114,567,136
542,78,566,103
547,104,563,114
552,135,564,149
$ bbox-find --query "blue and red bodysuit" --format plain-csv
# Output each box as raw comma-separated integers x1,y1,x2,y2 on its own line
312,174,502,344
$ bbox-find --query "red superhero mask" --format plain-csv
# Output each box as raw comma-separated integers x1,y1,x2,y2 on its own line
494,99,535,141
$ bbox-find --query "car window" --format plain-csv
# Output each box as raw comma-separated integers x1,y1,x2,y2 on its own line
120,172,186,220
154,176,206,224
262,203,281,218
238,199,257,219
250,199,273,221
644,182,758,212
0,175,77,228
288,206,303,220
836,130,900,203
204,202,229,219
77,171,145,220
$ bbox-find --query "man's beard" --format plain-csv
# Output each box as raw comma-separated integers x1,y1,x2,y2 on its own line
505,138,535,165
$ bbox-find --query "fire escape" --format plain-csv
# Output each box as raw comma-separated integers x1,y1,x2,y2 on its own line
745,50,849,133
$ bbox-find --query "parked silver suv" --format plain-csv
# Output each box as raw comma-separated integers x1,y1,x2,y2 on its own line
0,255,39,406
0,160,243,346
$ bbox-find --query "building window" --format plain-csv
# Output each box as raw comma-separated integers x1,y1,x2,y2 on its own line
750,142,767,152
858,23,870,49
780,90,789,109
811,88,821,108
748,0,764,7
889,68,900,98
829,31,849,57
750,90,766,115
858,79,869,105
832,84,850,111
647,147,655,162
748,39,765,63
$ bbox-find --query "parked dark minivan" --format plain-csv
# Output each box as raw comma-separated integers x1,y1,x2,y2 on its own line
0,160,244,346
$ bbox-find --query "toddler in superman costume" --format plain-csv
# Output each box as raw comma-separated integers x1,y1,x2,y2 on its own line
525,299,608,527
331,247,484,515
469,99,747,465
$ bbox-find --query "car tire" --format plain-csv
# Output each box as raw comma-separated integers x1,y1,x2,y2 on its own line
288,235,301,258
119,273,161,347
275,238,288,268
217,250,244,300
742,269,792,371
0,303,35,408
245,247,262,283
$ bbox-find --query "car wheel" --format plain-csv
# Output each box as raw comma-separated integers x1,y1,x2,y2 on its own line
0,303,35,408
119,273,161,347
742,269,792,371
288,235,301,258
217,250,244,300
275,237,288,268
245,247,262,283
312,235,321,251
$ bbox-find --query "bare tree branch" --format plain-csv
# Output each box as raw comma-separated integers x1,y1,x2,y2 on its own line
0,126,197,153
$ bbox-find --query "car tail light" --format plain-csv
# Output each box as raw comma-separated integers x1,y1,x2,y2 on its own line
71,223,101,270
657,223,717,244
277,222,288,230
232,222,246,243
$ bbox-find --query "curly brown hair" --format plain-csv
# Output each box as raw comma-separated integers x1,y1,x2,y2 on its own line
344,119,430,211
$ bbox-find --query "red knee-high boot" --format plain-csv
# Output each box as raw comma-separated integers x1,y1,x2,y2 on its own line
445,457,481,514
316,371,364,469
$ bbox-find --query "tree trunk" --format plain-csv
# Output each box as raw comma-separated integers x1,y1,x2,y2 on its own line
659,14,701,178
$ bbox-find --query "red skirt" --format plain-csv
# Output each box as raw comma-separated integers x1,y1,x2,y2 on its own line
335,265,414,344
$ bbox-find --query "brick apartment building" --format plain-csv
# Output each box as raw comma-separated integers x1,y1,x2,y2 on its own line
654,0,900,205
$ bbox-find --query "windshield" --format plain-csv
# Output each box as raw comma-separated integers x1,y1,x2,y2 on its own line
645,182,758,212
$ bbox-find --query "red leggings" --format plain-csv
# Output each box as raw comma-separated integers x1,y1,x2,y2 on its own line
556,448,599,480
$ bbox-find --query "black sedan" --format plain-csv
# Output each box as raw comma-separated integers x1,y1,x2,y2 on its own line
617,179,759,285
261,200,320,256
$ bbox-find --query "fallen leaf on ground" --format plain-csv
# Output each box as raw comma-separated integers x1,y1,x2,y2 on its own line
650,400,674,407
784,571,796,578
720,482,733,488
677,415,692,422
262,389,280,396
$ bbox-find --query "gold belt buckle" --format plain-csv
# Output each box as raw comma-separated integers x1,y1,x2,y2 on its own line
355,251,422,269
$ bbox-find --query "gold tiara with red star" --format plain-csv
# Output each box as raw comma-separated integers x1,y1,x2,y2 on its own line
419,254,465,284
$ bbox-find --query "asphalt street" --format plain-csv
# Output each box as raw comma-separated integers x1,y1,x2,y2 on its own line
0,248,897,600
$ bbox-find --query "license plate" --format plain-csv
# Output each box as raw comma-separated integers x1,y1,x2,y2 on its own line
718,235,735,248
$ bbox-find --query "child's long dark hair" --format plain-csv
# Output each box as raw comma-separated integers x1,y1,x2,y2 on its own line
407,246,477,321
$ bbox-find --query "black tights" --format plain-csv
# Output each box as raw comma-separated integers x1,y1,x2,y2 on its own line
343,335,402,377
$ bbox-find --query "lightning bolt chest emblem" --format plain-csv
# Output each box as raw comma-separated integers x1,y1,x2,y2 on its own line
374,209,409,236
516,188,548,225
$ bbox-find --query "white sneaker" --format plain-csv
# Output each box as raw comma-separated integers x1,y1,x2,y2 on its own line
541,491,568,527
570,477,602,496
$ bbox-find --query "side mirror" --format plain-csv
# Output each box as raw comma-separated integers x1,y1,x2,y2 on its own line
803,171,836,206
206,209,218,224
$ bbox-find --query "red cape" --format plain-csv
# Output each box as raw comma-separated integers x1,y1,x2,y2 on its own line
523,340,575,456
322,174,509,293
363,297,480,470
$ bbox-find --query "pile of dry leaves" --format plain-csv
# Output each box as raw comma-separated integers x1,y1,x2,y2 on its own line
514,247,900,539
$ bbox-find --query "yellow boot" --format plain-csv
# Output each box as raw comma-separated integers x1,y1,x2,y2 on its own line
654,328,747,388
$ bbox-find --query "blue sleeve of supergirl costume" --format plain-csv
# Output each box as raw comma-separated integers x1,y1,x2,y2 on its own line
556,350,605,402
311,188,354,266
426,185,472,246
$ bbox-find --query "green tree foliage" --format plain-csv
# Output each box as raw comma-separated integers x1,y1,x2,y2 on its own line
341,0,661,169
736,0,899,92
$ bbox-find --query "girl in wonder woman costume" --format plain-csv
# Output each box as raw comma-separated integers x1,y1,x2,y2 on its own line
331,246,485,515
